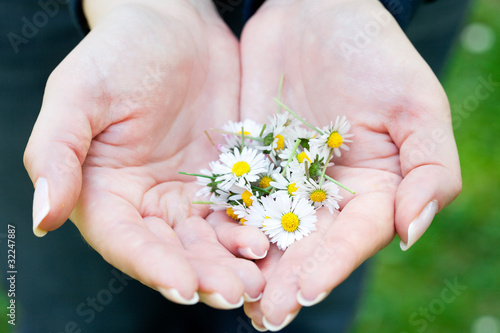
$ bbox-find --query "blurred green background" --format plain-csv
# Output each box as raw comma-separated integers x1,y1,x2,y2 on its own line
351,0,500,332
1,0,499,332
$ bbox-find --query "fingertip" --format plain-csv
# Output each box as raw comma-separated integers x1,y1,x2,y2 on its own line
32,174,80,235
399,200,438,251
296,289,328,307
238,247,268,260
396,162,461,251
244,291,263,302
33,227,48,238
199,292,244,310
33,177,50,237
235,226,270,257
262,310,300,332
210,213,270,258
158,288,199,305
252,319,268,332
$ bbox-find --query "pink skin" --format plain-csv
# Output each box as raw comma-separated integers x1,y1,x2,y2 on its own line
234,0,461,328
23,2,268,306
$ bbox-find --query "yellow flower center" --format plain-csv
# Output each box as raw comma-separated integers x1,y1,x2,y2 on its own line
259,176,273,189
297,152,311,163
274,134,285,151
287,183,298,196
310,189,327,203
242,190,253,207
226,207,239,220
327,132,343,149
240,218,247,226
238,130,251,136
281,212,299,232
232,161,250,177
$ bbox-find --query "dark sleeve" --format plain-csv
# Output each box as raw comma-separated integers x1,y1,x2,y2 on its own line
69,0,90,37
379,0,430,30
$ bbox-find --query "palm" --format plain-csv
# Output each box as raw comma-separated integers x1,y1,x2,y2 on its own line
51,4,265,305
239,0,459,326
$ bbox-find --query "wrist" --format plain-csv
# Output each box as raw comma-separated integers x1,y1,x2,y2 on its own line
82,0,215,29
262,0,422,30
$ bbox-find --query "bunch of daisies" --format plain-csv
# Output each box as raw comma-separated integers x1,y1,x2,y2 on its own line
182,101,354,251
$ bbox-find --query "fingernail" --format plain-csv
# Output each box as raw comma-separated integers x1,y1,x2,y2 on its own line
198,292,244,310
244,292,262,302
400,200,438,251
238,247,267,260
33,177,50,237
296,290,327,307
262,310,299,331
251,320,268,332
158,288,199,305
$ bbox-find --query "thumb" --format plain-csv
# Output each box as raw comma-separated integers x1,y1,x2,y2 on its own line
24,64,103,237
390,96,462,251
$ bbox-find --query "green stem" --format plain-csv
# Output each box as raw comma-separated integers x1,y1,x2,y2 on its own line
282,139,301,176
211,129,264,142
259,124,267,138
319,149,333,186
204,130,220,152
192,201,214,204
277,74,284,114
273,99,324,135
324,175,355,194
251,185,271,194
241,126,245,148
179,172,213,179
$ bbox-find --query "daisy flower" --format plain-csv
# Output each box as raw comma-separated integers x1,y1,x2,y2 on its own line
255,162,280,190
289,126,317,142
269,112,288,133
296,178,342,214
238,194,274,228
258,135,286,160
278,138,301,168
195,168,214,198
229,185,257,208
311,116,353,157
221,119,264,149
213,147,269,191
226,203,247,223
257,113,291,158
209,190,231,211
195,161,222,198
269,171,305,197
276,111,303,135
288,142,332,179
263,192,317,250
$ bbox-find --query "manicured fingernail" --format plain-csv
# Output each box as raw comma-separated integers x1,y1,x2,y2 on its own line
400,200,438,251
262,310,299,331
251,320,268,332
238,247,267,260
158,288,199,305
297,290,327,307
198,292,244,310
244,292,262,302
33,177,49,237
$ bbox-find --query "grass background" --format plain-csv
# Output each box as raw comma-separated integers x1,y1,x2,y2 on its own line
351,0,500,332
1,0,498,332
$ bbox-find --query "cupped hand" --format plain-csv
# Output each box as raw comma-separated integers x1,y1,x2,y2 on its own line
23,0,268,308
238,0,462,329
